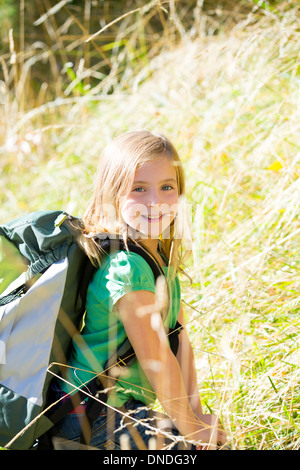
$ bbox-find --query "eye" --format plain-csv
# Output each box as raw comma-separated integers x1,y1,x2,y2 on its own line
132,186,145,192
161,185,173,191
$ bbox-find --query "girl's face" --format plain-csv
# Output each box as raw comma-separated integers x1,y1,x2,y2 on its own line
120,156,179,240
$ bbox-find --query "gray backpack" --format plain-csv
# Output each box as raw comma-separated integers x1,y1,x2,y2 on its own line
0,210,95,449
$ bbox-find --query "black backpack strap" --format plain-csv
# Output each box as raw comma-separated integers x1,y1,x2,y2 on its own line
78,376,107,446
168,320,184,357
78,256,97,316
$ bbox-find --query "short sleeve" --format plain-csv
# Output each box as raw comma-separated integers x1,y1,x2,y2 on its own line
92,251,157,309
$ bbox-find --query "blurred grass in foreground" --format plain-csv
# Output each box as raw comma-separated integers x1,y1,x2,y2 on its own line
0,1,299,450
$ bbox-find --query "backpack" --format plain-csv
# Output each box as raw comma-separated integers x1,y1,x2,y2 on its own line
0,210,182,450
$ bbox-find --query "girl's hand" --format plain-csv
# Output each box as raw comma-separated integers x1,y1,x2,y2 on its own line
194,414,228,449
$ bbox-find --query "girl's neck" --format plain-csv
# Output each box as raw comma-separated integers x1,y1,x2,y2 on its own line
139,236,158,252
139,237,167,268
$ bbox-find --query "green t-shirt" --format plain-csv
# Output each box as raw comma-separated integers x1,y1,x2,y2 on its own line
61,250,181,408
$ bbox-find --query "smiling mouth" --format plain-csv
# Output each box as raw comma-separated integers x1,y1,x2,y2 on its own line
142,214,165,222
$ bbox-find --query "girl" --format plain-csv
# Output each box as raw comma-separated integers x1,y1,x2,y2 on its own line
52,130,227,450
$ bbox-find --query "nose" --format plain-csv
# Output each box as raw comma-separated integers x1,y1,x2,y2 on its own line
146,187,160,207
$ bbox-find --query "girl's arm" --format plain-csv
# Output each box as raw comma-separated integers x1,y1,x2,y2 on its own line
116,290,227,447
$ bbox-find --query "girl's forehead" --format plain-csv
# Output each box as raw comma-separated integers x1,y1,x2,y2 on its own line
135,156,177,177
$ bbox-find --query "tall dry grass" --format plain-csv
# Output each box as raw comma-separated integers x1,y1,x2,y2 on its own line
0,0,299,449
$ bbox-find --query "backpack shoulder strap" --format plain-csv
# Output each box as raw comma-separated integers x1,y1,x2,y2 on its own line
98,236,164,281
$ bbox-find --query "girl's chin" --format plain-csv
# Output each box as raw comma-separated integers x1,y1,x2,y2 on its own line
125,224,167,240
129,228,162,239
122,216,174,240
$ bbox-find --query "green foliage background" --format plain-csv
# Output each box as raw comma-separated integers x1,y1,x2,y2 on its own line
0,1,284,101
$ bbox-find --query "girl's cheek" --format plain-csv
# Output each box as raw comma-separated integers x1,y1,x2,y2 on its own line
120,203,146,229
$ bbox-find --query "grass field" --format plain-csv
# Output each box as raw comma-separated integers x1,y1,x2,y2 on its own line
1,1,299,449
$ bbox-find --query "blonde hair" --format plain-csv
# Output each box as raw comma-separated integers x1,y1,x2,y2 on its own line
73,130,187,275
